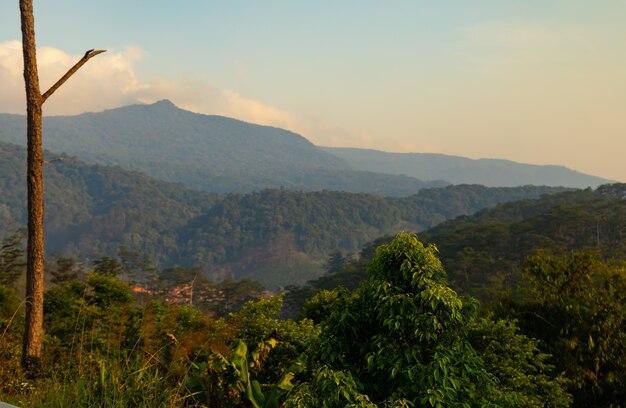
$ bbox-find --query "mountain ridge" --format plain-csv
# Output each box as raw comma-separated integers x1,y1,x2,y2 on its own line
0,100,610,194
322,146,612,188
0,101,442,195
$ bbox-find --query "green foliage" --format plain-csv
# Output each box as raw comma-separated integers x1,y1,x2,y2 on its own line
285,365,376,408
468,315,571,407
0,284,23,395
300,289,343,324
0,138,565,289
0,230,26,287
325,251,347,274
503,252,626,407
296,233,574,407
93,255,123,276
27,356,190,407
118,245,159,286
87,273,133,308
421,186,626,299
49,256,81,284
44,281,88,344
301,233,496,406
188,338,301,408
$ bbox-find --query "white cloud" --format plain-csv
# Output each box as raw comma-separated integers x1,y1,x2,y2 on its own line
5,40,390,155
0,40,374,150
0,41,327,138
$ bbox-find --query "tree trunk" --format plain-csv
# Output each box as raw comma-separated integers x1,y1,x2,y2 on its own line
20,0,45,371
19,0,105,372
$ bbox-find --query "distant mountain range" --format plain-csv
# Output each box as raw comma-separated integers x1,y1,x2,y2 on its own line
322,147,612,188
0,100,443,196
0,100,611,194
0,140,567,288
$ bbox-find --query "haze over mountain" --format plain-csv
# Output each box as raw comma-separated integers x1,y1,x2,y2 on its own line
0,100,443,195
322,147,612,188
0,101,610,195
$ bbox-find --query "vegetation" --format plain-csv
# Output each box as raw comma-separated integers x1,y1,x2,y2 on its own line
5,232,621,406
0,139,565,288
2,101,624,405
420,184,626,298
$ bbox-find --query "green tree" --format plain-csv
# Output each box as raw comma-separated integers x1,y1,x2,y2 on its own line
93,256,123,277
118,246,158,286
506,251,626,407
294,233,570,407
467,315,571,407
0,231,26,287
49,256,81,284
297,233,494,406
325,250,346,274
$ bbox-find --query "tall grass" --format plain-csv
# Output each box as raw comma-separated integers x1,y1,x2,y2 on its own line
0,284,203,407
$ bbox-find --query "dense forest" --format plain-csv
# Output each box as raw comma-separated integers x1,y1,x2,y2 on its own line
283,185,626,308
2,3,623,406
0,140,566,288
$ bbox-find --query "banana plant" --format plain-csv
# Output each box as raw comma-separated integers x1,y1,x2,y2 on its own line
187,337,302,407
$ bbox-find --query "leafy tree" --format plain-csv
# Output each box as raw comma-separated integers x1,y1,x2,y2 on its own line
49,256,81,284
504,252,626,407
87,273,133,309
297,233,494,405
294,233,570,406
467,315,571,407
325,251,346,274
0,230,26,287
93,256,123,277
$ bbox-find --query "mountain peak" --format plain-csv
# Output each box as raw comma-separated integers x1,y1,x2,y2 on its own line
151,99,177,108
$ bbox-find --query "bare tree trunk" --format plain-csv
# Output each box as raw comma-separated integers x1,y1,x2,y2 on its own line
20,0,45,372
19,0,105,372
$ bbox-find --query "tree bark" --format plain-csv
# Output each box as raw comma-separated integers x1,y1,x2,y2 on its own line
20,0,45,371
19,0,105,372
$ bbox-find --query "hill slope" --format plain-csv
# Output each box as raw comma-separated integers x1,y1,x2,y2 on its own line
0,101,442,195
0,141,567,288
419,185,626,297
323,147,612,188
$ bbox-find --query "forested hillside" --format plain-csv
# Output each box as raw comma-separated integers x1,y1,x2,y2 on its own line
0,101,444,195
0,140,218,258
284,184,626,311
0,141,566,288
418,185,626,296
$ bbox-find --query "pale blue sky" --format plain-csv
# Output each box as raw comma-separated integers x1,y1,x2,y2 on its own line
1,1,625,181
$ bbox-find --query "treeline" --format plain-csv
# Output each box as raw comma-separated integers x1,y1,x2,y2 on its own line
2,233,624,406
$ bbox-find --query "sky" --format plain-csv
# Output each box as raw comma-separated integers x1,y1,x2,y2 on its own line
0,1,624,181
